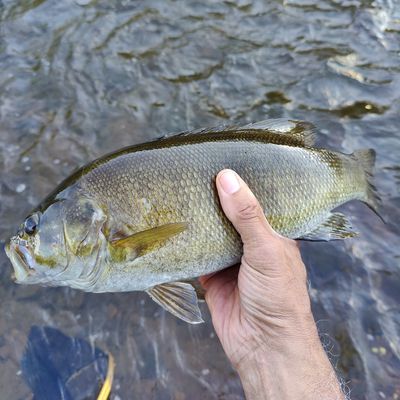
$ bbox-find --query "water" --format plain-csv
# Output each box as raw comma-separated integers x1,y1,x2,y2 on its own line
0,0,399,398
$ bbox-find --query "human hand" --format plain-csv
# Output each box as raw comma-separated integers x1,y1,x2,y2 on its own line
200,169,345,400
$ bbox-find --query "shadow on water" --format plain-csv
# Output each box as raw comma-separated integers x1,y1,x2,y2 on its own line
21,326,110,400
0,0,399,398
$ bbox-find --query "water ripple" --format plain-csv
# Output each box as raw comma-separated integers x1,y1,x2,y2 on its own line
0,0,399,398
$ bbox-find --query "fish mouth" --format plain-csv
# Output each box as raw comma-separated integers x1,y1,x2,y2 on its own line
5,239,36,283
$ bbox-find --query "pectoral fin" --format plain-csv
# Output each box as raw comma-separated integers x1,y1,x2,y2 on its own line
110,222,187,258
301,212,357,241
146,282,204,324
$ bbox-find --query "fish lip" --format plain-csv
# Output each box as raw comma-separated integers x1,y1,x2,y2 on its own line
5,238,35,282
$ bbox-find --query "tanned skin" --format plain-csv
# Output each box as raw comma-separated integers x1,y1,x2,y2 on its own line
200,170,345,400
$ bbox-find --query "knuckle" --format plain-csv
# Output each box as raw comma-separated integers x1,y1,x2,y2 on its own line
236,202,261,223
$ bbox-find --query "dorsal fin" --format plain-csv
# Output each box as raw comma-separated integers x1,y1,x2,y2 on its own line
163,119,316,147
239,119,316,147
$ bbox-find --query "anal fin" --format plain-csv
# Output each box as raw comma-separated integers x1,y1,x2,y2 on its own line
146,282,204,324
301,212,358,241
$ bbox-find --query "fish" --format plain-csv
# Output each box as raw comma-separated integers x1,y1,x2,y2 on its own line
5,119,381,324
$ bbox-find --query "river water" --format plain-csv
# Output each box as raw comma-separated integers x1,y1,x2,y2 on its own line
0,0,399,399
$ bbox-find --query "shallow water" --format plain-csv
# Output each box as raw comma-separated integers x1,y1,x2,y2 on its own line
0,0,399,398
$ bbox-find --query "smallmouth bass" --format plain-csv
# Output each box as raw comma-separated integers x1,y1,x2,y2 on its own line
5,119,381,323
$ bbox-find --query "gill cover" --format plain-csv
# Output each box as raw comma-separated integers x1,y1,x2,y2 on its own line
62,198,107,258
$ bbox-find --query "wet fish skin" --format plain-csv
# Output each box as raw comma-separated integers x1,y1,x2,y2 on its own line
5,119,379,323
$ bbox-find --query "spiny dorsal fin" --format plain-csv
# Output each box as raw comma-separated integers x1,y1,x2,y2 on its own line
301,212,358,241
147,282,204,324
240,119,316,147
165,119,316,147
109,222,187,259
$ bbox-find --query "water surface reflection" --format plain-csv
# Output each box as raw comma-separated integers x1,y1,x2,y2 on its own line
0,0,399,398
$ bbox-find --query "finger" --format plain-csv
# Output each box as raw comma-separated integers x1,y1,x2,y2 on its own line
199,266,240,316
216,169,277,251
198,273,218,290
199,265,239,292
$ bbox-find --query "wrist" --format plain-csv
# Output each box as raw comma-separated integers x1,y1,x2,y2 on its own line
235,319,345,400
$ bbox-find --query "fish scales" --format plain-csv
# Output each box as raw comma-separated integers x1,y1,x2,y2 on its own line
77,140,356,289
5,119,380,323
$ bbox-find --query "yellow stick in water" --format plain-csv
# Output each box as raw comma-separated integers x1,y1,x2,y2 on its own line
97,352,115,400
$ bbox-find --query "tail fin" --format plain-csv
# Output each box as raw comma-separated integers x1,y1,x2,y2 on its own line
351,149,384,222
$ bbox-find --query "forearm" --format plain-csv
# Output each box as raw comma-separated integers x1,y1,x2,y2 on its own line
236,325,345,400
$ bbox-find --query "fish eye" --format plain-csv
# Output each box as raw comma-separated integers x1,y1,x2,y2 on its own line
24,213,40,235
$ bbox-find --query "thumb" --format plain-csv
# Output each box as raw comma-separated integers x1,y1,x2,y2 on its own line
216,169,278,255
